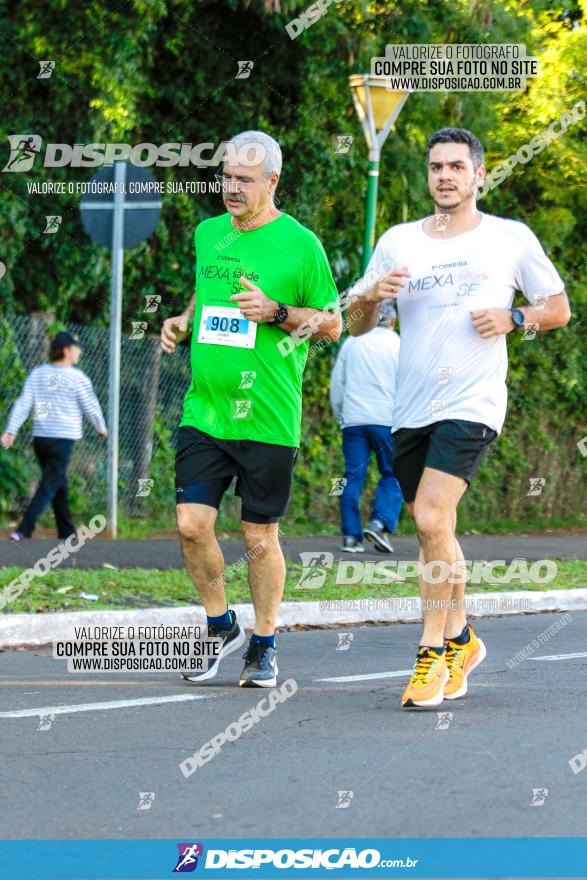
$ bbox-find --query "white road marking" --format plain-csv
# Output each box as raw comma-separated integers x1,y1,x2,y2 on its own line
530,652,587,662
315,669,413,683
0,693,212,719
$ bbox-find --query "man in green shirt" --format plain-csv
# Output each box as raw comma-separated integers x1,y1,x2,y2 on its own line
161,130,341,687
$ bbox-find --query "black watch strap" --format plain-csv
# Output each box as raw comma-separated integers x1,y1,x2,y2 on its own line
271,302,288,326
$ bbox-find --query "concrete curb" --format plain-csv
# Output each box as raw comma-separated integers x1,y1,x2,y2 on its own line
1,589,587,648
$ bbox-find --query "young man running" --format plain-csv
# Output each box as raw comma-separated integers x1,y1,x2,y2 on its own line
161,130,341,688
347,127,570,708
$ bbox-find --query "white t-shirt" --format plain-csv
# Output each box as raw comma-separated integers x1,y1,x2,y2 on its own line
360,213,564,433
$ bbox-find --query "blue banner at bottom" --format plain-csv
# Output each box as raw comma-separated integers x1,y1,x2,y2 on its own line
0,838,586,880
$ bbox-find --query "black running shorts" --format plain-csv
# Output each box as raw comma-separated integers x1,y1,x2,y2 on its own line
392,419,497,503
175,425,297,523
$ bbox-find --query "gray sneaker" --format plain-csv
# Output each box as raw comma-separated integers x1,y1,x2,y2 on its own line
239,640,278,688
342,536,365,553
181,610,245,683
364,520,394,554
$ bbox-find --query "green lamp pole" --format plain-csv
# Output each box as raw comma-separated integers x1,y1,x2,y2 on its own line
349,75,410,273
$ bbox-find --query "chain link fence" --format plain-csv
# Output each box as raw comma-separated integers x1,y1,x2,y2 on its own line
0,312,192,527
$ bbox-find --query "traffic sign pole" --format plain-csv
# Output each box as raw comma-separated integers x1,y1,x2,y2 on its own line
79,162,162,539
107,161,126,538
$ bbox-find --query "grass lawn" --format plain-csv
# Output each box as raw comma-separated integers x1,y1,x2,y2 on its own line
1,559,586,615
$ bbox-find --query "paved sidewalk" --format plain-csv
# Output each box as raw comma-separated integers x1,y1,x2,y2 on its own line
1,533,586,569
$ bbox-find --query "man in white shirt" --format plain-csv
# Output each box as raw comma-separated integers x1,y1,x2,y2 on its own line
347,127,571,709
329,300,403,553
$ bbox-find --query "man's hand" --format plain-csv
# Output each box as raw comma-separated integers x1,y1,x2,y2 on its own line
229,277,277,323
161,315,190,353
470,308,515,339
365,266,411,303
0,432,15,449
97,430,108,441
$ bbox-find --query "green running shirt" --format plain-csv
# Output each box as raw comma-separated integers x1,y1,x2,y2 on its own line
180,212,338,447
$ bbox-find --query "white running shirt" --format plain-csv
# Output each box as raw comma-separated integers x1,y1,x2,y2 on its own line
361,213,564,433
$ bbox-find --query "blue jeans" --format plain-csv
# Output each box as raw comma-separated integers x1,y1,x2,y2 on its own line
340,425,404,541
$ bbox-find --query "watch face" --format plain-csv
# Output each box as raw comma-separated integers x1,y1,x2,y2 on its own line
512,309,525,327
274,304,288,324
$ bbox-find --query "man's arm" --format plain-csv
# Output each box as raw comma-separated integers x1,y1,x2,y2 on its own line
1,375,34,447
347,267,411,336
230,278,342,342
161,292,196,354
470,290,571,338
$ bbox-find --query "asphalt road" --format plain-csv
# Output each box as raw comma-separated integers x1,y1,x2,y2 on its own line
0,612,585,840
1,533,586,570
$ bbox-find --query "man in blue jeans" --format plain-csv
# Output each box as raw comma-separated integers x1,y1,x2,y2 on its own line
329,300,403,552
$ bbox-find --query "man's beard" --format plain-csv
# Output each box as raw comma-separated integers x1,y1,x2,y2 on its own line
431,182,477,211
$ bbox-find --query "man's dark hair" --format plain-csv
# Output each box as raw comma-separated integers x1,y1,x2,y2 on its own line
426,128,484,169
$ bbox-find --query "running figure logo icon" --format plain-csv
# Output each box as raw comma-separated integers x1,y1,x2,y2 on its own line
297,552,334,589
2,134,42,172
529,788,548,807
336,633,354,651
37,61,55,78
236,61,253,79
173,843,204,872
336,791,354,809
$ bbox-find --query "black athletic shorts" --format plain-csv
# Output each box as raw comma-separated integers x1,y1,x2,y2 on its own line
174,425,297,523
392,419,497,503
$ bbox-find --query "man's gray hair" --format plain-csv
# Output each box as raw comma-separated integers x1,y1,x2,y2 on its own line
378,299,397,325
227,130,282,176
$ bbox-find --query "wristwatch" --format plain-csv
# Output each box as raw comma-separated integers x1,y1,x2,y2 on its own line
271,302,288,326
511,308,525,330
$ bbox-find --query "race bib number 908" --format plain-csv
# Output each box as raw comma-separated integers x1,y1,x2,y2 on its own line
198,306,257,349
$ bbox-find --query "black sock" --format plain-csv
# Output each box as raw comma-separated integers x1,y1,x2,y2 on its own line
449,623,471,645
420,644,445,655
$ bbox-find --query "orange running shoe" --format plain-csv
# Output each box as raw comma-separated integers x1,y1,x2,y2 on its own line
401,647,448,708
444,625,486,700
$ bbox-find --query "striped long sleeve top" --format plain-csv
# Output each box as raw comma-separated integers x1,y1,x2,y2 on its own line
5,364,106,439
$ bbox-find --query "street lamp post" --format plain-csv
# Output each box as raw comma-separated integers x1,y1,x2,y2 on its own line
349,75,410,272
